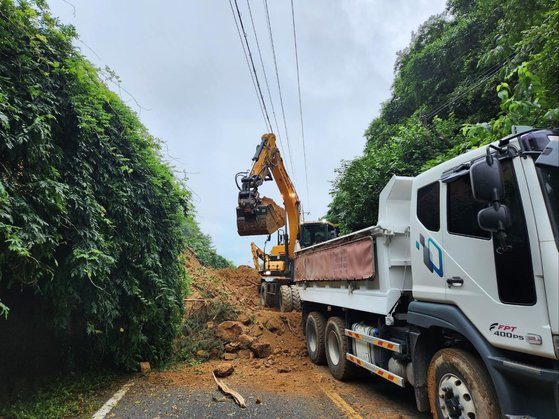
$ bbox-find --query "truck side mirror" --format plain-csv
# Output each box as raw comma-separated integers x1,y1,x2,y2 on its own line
470,154,505,203
478,204,511,233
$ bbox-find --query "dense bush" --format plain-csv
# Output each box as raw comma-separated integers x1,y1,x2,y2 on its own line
0,0,189,370
328,0,559,233
183,213,233,269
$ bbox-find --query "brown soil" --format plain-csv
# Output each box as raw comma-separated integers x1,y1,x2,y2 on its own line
166,250,317,395
150,251,420,417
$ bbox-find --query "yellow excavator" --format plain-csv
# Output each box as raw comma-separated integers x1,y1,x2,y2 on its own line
236,133,337,311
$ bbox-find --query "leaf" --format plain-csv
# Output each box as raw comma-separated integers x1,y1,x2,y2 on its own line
0,112,8,126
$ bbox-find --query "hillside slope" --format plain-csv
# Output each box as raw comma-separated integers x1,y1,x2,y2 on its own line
328,0,559,232
0,1,226,396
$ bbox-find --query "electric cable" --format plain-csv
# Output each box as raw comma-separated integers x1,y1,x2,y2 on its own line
245,0,286,155
228,0,272,131
263,0,297,182
290,0,310,213
422,52,517,121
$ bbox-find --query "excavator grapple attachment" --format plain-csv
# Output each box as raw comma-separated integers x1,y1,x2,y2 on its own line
236,197,285,236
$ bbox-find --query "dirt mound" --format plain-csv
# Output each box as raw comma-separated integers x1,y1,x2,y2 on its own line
215,265,261,286
179,250,307,387
209,265,261,312
144,252,421,417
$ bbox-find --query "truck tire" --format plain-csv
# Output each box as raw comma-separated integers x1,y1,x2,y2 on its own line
260,283,273,307
290,285,301,311
325,316,356,381
279,285,293,312
427,348,500,419
306,312,326,365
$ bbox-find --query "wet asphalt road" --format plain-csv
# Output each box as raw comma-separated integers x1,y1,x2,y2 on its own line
109,384,340,418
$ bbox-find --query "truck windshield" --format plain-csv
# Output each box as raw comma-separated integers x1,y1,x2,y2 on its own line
537,166,559,248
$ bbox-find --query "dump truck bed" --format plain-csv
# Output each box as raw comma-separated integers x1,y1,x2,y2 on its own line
294,176,414,316
294,226,380,282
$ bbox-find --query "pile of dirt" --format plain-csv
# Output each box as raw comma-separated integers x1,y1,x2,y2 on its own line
145,251,420,417
209,265,262,312
173,250,311,390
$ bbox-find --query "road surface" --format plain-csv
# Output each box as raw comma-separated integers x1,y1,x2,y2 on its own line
102,362,429,418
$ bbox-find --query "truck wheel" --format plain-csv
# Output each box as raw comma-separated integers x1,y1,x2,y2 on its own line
290,285,301,311
279,285,293,312
260,283,273,307
306,312,326,365
325,316,356,381
428,348,500,419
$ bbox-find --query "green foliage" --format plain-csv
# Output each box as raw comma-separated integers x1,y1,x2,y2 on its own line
328,0,559,231
183,211,233,269
0,0,191,370
0,370,124,419
330,115,461,233
176,268,238,363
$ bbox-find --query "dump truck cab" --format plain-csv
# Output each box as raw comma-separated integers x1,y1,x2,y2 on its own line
407,128,559,416
411,128,559,359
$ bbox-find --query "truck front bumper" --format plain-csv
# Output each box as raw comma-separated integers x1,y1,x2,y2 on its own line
487,355,559,418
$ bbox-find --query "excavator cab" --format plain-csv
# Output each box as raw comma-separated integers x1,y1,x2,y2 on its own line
298,221,338,248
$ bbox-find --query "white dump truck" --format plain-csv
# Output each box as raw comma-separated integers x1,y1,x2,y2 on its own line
295,128,559,418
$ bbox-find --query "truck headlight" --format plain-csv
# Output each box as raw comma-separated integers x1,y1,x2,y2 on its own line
553,335,559,359
265,270,271,276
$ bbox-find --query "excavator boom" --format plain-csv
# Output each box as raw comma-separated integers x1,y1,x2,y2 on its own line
236,133,301,258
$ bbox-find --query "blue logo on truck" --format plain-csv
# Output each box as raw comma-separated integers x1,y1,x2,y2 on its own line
416,234,443,277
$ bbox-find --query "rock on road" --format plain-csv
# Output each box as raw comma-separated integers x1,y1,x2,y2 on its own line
103,361,429,418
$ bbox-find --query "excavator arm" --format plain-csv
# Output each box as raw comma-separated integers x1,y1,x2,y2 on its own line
250,242,268,271
236,133,301,258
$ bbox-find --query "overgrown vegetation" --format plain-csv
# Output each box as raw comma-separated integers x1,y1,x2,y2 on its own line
0,370,123,419
183,213,233,269
176,266,238,363
0,0,229,383
328,0,559,232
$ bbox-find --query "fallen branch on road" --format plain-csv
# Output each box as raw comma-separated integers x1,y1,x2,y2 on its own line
212,372,246,408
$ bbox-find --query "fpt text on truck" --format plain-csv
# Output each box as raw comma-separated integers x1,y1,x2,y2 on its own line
295,128,558,418
236,133,337,311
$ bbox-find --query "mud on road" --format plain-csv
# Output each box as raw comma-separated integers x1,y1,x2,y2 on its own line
106,256,428,418
109,360,425,418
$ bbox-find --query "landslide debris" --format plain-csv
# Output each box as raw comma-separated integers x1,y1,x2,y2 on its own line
148,251,420,417
177,250,306,371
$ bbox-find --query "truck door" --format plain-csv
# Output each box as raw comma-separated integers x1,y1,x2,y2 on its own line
441,157,553,357
410,180,446,302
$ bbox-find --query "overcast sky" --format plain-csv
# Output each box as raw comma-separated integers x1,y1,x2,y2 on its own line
47,0,446,266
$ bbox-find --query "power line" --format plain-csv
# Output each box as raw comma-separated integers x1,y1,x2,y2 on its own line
290,0,310,213
228,0,272,131
245,0,285,154
263,0,296,182
422,52,517,121
233,0,273,131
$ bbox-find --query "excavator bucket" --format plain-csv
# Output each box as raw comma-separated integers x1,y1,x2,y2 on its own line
237,197,286,236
